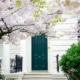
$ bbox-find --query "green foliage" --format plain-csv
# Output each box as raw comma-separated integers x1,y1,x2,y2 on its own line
6,78,11,80
31,0,46,17
51,15,62,25
33,10,39,17
10,0,12,1
59,42,80,80
0,74,2,79
31,0,46,5
6,78,14,80
31,0,39,3
16,0,22,7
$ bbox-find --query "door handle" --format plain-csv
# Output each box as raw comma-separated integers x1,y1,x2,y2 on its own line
39,56,41,58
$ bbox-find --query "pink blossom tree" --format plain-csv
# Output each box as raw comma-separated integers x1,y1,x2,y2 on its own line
0,0,80,43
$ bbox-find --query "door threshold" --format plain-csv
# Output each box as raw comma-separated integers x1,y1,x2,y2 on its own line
32,70,48,72
30,70,49,74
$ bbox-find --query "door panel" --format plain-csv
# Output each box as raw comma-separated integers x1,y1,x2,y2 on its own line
32,34,48,70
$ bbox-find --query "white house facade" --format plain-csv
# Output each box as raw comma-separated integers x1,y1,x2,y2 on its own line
0,16,79,80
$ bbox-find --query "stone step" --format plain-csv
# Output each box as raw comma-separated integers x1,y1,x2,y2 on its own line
23,73,52,77
22,71,52,80
22,72,67,80
53,74,67,80
23,77,52,80
3,72,67,80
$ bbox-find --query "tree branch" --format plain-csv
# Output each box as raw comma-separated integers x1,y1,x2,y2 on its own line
0,18,12,39
1,18,9,30
0,28,3,33
3,8,22,19
10,24,34,28
0,30,12,39
20,29,34,35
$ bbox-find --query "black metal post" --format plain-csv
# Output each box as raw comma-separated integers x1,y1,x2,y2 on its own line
56,54,59,72
14,55,23,72
78,18,80,41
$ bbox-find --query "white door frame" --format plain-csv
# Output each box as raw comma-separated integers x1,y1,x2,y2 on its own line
26,37,52,73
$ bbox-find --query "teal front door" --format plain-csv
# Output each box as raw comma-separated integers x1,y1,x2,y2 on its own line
32,34,48,70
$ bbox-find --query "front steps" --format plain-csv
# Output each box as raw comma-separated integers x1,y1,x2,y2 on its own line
3,71,67,80
22,71,67,80
53,74,67,80
22,71,52,80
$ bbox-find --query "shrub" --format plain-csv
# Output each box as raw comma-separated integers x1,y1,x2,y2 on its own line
59,42,80,80
0,73,3,79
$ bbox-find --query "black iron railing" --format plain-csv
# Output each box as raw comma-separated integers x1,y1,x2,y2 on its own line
0,59,2,72
10,59,16,73
2,54,60,73
14,55,23,72
10,55,23,73
56,54,59,72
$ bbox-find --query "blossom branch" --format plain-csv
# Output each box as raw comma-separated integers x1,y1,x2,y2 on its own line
1,18,9,30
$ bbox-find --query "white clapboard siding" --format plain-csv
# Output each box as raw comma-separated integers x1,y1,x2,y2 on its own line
0,43,3,57
50,38,78,72
10,41,20,58
50,39,77,45
50,39,78,55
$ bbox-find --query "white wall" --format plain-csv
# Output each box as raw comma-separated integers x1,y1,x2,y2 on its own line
10,41,20,58
49,38,78,74
9,36,78,74
26,36,31,73
1,16,78,74
0,43,3,58
49,18,78,73
2,42,10,73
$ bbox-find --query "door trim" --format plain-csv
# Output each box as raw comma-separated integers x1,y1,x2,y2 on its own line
26,36,51,73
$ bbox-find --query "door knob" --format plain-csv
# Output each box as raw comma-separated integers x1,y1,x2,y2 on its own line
39,56,41,58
